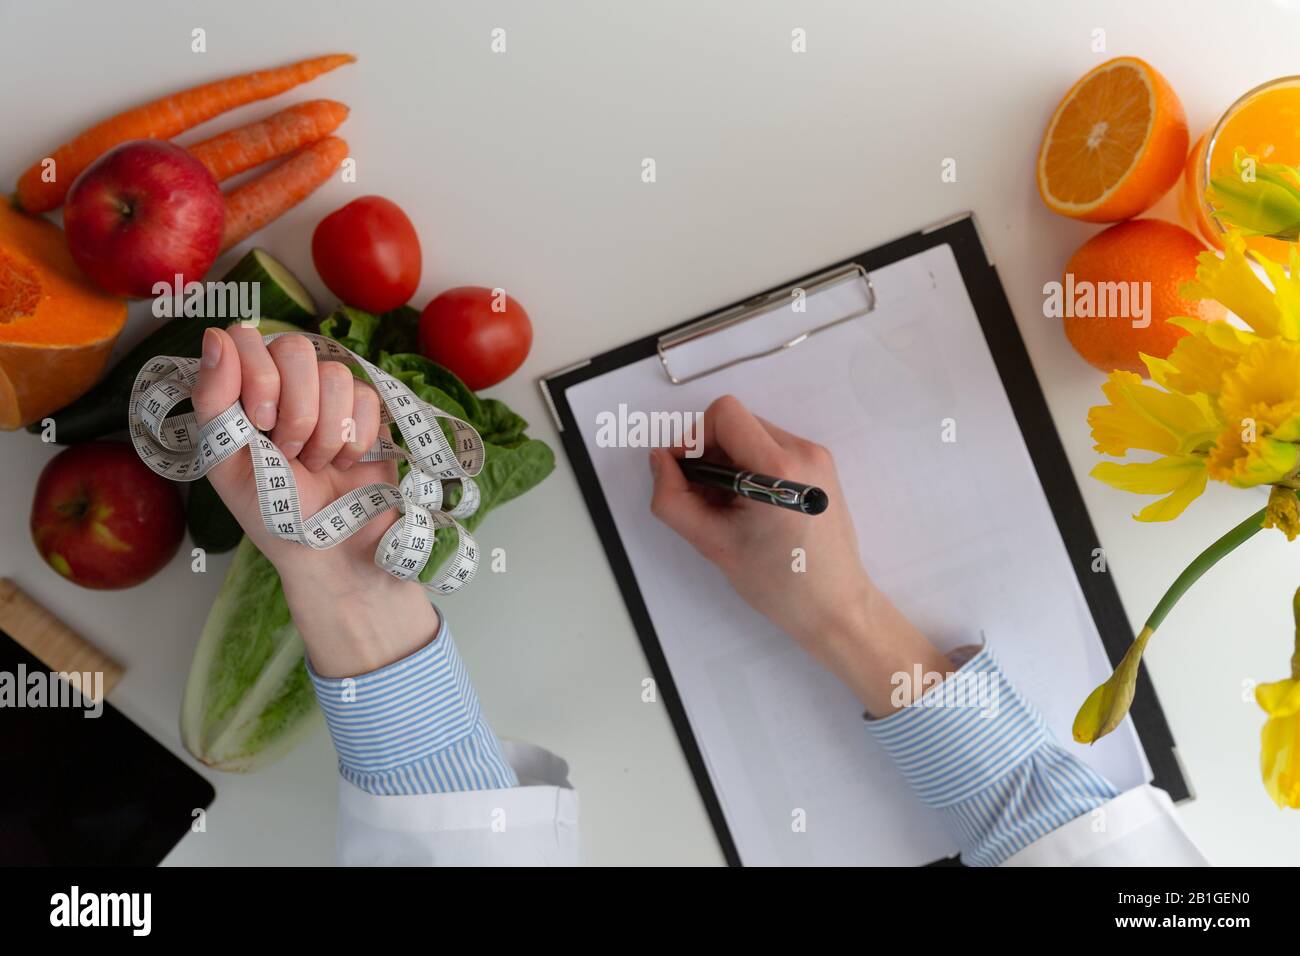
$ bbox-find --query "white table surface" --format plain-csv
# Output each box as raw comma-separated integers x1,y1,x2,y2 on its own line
3,0,1298,866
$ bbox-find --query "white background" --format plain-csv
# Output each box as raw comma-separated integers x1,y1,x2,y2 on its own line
2,0,1298,865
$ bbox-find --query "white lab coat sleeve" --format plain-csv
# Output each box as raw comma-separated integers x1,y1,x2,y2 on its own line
1001,784,1207,866
335,741,580,866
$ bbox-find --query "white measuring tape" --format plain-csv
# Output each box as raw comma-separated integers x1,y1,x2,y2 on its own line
128,331,483,595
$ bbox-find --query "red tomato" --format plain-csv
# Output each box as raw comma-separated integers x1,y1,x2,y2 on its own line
419,287,533,390
312,196,421,312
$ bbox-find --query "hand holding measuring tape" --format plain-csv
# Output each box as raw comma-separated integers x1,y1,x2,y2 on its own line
129,326,483,596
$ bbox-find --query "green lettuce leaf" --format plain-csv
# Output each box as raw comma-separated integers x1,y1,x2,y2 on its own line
318,304,422,359
180,537,322,771
477,398,530,447
374,351,555,580
420,437,556,582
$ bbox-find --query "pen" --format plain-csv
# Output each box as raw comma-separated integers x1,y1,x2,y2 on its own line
678,459,829,515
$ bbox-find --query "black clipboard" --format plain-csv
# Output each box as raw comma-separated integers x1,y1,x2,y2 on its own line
541,213,1189,866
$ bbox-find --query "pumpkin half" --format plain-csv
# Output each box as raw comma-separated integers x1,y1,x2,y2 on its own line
0,199,126,430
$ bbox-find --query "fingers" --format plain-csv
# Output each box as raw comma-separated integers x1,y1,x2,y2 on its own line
194,330,382,477
752,413,805,451
298,361,355,472
648,447,729,557
700,395,785,472
753,411,834,469
333,379,382,471
267,335,320,459
227,325,282,431
698,396,832,475
192,328,241,428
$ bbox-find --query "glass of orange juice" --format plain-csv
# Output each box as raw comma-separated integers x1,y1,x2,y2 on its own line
1180,75,1300,262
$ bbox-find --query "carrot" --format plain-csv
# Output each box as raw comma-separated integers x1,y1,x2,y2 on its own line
188,100,350,183
220,136,349,252
15,54,355,213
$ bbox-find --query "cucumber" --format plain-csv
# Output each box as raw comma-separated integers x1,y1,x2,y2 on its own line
37,256,313,445
187,476,243,554
225,318,303,336
221,248,317,325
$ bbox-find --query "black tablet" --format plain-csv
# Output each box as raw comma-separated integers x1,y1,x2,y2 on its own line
0,629,215,865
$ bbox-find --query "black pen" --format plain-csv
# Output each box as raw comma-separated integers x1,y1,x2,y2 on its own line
678,459,829,515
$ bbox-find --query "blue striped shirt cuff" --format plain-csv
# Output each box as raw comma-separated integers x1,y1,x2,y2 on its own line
306,616,518,796
866,643,1119,866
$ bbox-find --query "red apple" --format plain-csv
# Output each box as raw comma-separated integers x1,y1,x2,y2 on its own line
63,140,224,298
30,441,184,590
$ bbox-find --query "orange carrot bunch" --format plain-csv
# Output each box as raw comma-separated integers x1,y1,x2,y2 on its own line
189,99,349,183
14,53,356,254
220,136,350,252
15,54,354,212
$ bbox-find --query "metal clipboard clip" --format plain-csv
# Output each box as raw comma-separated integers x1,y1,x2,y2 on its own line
656,263,876,385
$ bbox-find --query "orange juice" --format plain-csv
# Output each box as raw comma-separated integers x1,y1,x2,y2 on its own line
1181,76,1300,262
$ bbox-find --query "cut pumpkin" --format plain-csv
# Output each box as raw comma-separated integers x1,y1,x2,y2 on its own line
0,199,126,430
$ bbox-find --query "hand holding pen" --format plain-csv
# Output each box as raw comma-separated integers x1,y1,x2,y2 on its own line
647,395,948,716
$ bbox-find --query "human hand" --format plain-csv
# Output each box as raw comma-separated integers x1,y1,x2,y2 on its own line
648,395,949,715
192,325,439,677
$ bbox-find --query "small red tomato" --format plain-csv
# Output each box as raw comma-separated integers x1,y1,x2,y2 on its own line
312,196,421,312
419,287,533,390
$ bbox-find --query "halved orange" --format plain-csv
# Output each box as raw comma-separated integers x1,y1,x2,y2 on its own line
1037,57,1188,223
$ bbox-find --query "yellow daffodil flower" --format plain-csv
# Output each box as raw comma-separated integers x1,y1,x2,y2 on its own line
1219,337,1300,440
1088,371,1220,520
1091,459,1208,522
1207,429,1300,488
1089,371,1220,458
1258,677,1300,808
1204,338,1300,487
1181,231,1298,340
1154,318,1255,399
1077,162,1300,812
1255,587,1300,809
1250,247,1300,341
1263,487,1300,542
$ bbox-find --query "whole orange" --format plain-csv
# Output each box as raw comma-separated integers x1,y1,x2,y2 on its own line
1060,219,1224,374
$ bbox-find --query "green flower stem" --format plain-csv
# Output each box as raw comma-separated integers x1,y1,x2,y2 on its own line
1074,505,1267,743
1291,588,1300,681
1145,507,1267,631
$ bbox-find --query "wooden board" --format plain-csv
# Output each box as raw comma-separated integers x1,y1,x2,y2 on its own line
0,578,122,699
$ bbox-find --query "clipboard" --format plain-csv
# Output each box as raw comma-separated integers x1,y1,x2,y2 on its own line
541,213,1189,866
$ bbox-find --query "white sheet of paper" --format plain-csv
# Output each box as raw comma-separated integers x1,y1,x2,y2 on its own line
565,243,1150,865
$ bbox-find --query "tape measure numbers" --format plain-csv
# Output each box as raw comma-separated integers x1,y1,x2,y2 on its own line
129,331,484,595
